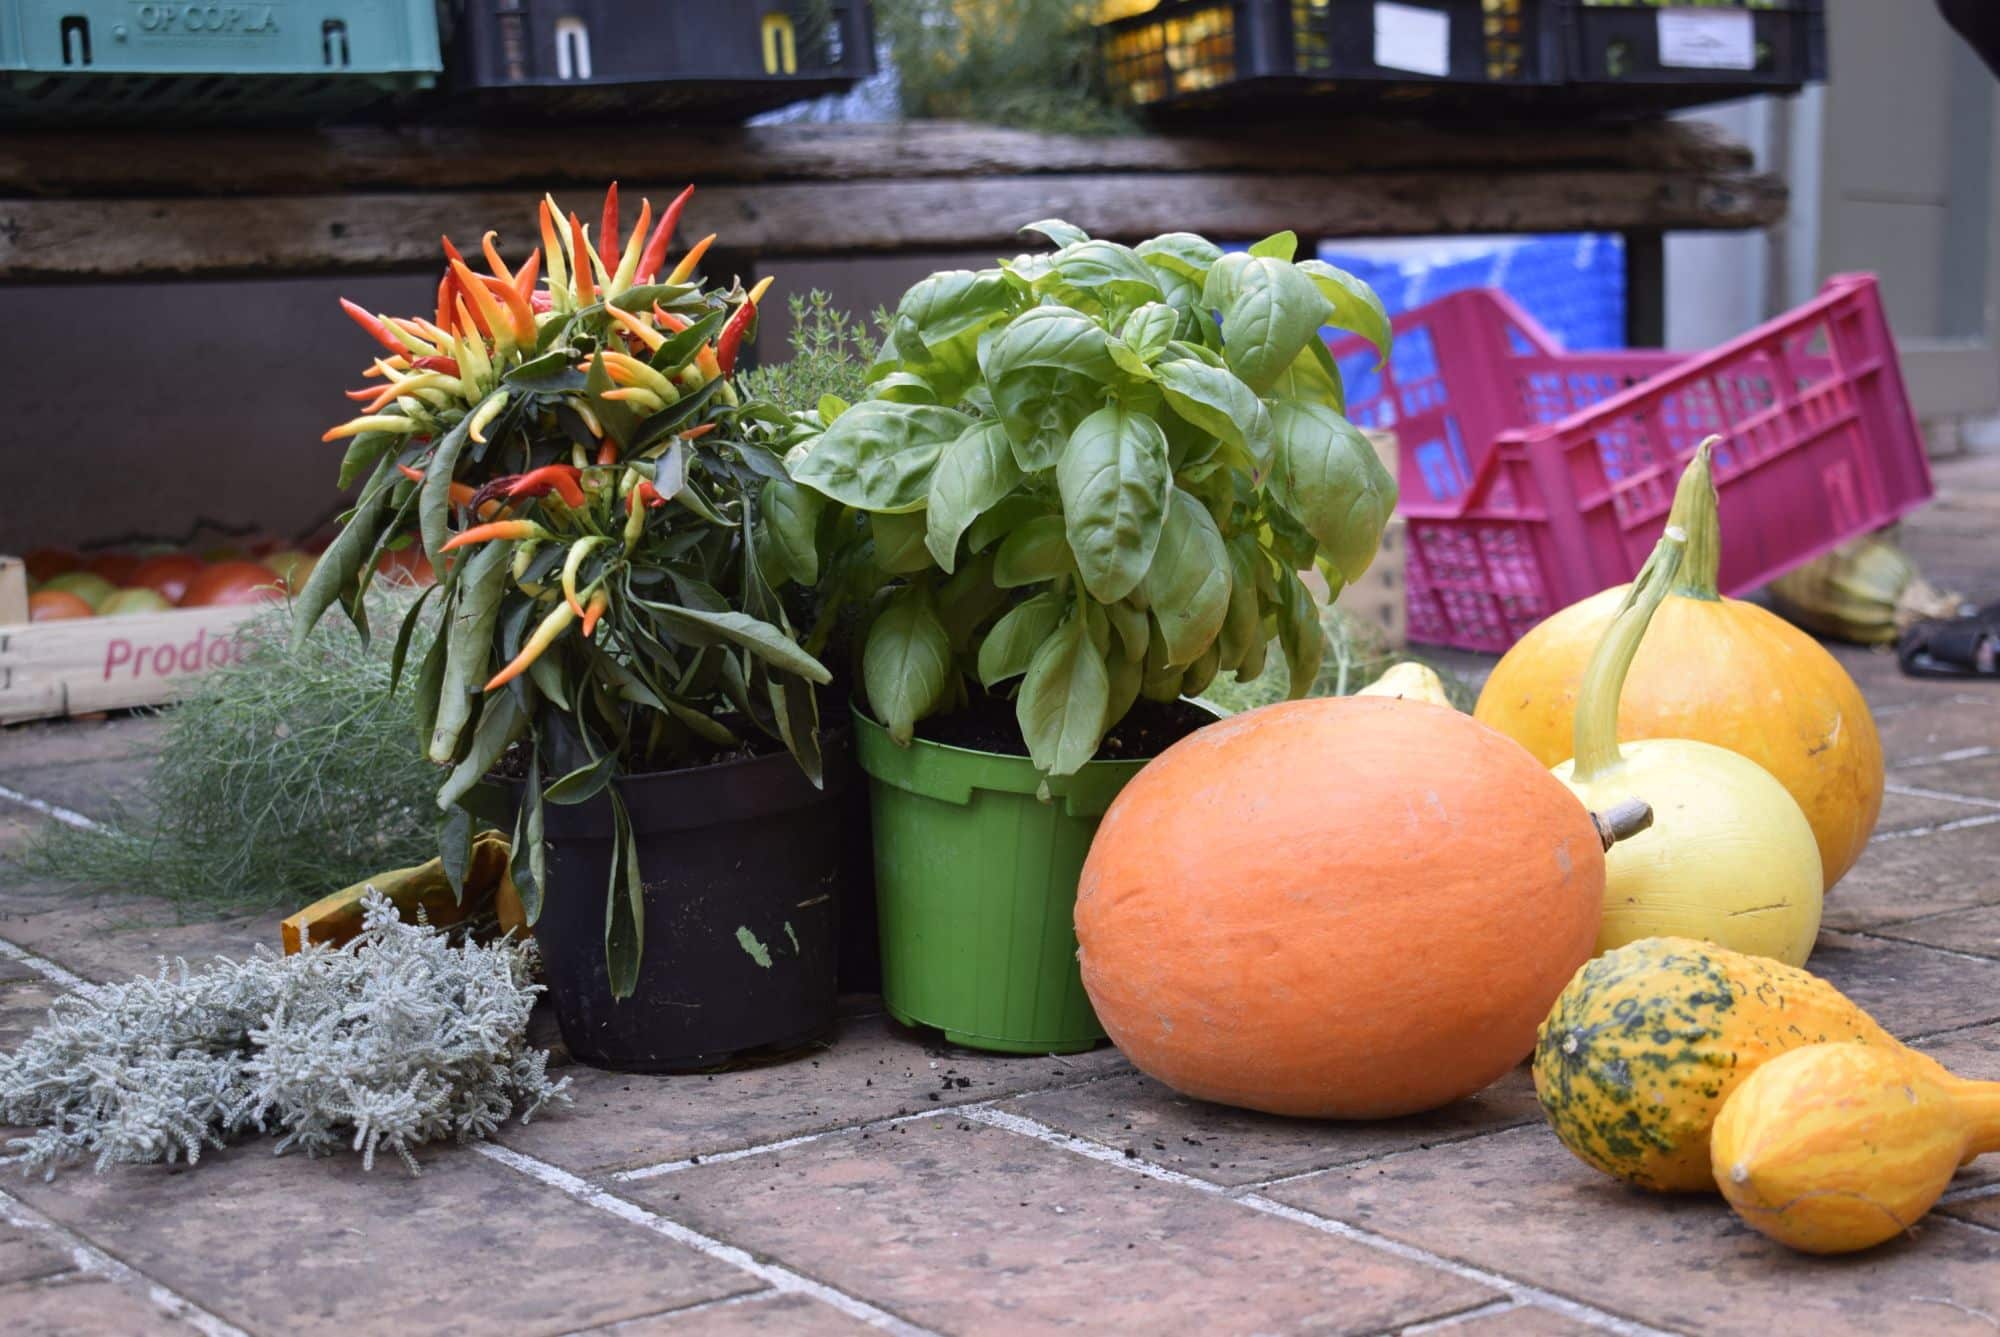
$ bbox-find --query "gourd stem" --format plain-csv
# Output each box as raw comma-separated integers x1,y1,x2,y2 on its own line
1665,436,1723,600
1571,527,1688,783
1591,799,1654,851
1952,1078,2000,1157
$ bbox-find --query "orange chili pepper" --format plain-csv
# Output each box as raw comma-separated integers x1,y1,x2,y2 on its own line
596,439,620,466
581,588,609,639
504,464,587,509
664,234,716,286
513,249,542,303
680,421,718,442
441,520,546,553
600,182,620,268
397,463,477,509
485,601,575,692
568,212,595,304
339,299,404,354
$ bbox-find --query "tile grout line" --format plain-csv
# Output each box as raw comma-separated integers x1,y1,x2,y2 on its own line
1245,1119,1543,1193
0,781,105,832
1873,812,2000,843
474,1141,939,1337
0,934,88,990
0,1184,250,1337
604,1064,1135,1183
552,1287,777,1336
1389,1297,1532,1335
1884,781,2000,813
959,1107,1677,1337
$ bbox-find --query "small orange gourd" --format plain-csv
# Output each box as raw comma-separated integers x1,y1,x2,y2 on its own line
1076,698,1648,1119
1476,439,1882,890
1713,1043,2000,1253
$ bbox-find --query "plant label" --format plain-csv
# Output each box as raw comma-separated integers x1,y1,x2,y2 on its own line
1374,2,1450,79
1657,8,1755,71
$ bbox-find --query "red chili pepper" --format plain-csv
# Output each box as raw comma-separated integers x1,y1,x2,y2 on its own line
339,299,405,354
504,464,587,509
635,184,695,283
434,274,456,334
596,439,620,466
652,305,691,333
600,182,621,268
513,248,542,302
410,355,461,376
627,480,667,513
715,295,758,377
441,520,546,553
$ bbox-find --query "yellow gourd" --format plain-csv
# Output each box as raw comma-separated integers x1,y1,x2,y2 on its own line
1713,1043,2000,1253
1552,528,1823,965
1476,440,1883,891
1355,661,1453,707
1534,937,1951,1192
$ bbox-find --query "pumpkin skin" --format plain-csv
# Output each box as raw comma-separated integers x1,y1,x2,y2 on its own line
1711,1043,2000,1253
1076,697,1605,1119
1476,444,1881,891
1533,937,1948,1193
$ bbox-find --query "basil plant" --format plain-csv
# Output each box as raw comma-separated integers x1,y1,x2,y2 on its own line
774,221,1396,777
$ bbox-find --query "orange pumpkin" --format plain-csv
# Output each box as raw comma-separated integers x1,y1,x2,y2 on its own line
1076,697,1609,1119
1475,441,1881,890
29,590,95,621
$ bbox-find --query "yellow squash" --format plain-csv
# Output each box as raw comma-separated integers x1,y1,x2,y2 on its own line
1551,528,1822,964
1355,661,1453,707
1476,439,1882,890
1713,1043,2000,1253
1533,937,1951,1192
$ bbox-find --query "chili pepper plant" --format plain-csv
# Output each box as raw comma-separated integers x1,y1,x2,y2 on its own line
773,221,1397,777
295,184,830,998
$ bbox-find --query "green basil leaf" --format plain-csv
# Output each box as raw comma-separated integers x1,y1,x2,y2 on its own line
869,372,940,404
1207,256,1334,393
1275,568,1324,700
895,268,1017,351
862,585,952,744
1265,339,1347,413
1016,605,1110,776
991,365,1106,473
1104,598,1149,663
1136,233,1223,282
977,591,1064,688
870,510,934,575
1120,303,1179,361
925,419,1023,573
1264,497,1320,572
993,514,1074,589
1156,360,1273,473
936,551,1010,652
1299,259,1393,364
1140,614,1185,702
1105,639,1144,727
966,494,1050,555
817,393,849,424
1051,240,1163,307
1179,638,1223,699
1057,404,1171,604
1248,231,1299,263
1022,219,1090,248
1139,488,1230,667
789,400,970,513
1268,401,1398,583
1219,536,1263,674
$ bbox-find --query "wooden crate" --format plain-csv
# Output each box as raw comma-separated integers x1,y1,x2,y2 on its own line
0,562,264,723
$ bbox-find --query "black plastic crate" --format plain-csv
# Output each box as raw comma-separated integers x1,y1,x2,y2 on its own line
1560,1,1825,109
444,0,875,121
1099,1,1558,113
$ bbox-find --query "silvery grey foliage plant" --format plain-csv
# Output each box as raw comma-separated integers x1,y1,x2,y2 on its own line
0,891,568,1180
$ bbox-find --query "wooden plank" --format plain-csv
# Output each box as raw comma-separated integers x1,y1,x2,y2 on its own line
0,119,1755,198
0,168,1786,280
0,604,262,725
0,559,26,626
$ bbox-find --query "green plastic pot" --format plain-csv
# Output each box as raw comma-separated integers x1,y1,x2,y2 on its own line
853,705,1158,1055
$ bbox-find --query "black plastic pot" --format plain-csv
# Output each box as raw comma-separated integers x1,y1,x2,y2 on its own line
525,734,853,1072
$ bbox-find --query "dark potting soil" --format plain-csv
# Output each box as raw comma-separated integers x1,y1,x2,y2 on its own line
913,693,1216,761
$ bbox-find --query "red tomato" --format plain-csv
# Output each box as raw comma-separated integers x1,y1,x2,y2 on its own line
130,553,208,605
85,552,141,586
181,561,288,608
28,590,95,621
24,549,80,584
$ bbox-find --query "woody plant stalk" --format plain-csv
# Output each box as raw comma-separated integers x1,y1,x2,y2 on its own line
294,184,830,997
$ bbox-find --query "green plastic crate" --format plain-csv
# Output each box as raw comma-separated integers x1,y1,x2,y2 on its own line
0,0,441,123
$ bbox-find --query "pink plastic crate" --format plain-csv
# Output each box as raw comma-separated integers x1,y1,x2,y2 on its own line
1325,274,1932,652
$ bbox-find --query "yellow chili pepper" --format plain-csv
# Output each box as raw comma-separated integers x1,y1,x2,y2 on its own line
561,536,609,616
485,601,577,692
